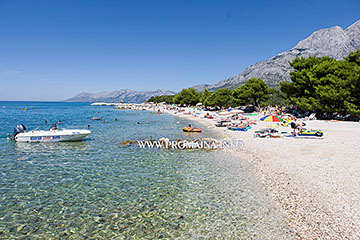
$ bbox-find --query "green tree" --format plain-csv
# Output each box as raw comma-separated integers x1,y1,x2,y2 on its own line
280,52,360,117
232,78,273,106
204,88,232,108
345,49,360,65
173,88,200,106
344,49,360,117
200,88,211,104
146,95,175,103
268,90,287,106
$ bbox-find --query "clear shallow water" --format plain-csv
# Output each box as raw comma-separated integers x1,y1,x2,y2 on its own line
0,102,288,239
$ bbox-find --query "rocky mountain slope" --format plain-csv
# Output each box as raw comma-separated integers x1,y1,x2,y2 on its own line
193,19,360,91
65,89,175,103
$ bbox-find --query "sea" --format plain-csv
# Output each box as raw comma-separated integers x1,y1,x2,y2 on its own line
0,102,289,239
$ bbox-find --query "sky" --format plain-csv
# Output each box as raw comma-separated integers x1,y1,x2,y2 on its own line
0,0,359,101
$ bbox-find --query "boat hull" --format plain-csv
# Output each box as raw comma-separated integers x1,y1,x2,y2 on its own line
15,129,91,142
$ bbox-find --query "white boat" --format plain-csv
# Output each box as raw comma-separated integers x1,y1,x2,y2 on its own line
9,124,91,143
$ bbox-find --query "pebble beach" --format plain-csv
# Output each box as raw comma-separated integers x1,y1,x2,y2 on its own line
162,108,360,239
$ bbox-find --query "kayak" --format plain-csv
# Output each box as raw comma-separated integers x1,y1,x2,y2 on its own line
183,127,202,132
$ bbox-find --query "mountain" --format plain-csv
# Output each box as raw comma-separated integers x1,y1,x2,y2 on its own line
193,19,360,91
65,89,176,103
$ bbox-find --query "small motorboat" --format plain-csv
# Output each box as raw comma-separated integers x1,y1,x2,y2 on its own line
8,123,91,142
183,127,202,133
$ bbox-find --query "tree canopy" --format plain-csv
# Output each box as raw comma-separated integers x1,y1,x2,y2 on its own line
232,78,273,106
200,88,211,104
204,88,233,108
280,50,360,117
173,88,200,106
146,95,175,104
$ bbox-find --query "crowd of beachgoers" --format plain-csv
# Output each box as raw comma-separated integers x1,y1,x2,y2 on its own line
135,102,359,239
143,103,324,138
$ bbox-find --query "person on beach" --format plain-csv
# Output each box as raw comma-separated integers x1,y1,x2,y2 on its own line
241,120,249,129
281,104,286,116
274,105,279,115
291,118,305,135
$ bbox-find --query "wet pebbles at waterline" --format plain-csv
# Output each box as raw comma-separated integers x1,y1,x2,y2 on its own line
0,102,290,239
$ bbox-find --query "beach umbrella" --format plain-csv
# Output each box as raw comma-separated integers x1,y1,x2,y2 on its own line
260,115,284,122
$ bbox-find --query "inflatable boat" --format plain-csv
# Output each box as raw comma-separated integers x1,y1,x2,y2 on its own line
183,127,202,133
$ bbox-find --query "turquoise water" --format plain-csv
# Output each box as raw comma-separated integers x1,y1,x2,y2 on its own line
0,102,288,239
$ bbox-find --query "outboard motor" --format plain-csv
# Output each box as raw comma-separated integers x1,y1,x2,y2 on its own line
8,124,27,140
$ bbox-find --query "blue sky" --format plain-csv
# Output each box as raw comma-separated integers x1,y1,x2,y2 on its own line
0,0,359,101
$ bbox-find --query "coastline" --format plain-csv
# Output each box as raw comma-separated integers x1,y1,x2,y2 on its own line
162,109,360,239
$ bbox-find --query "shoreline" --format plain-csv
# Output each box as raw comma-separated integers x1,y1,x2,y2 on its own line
160,108,360,239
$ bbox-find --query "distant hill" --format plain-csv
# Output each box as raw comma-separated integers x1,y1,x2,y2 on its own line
193,19,360,91
65,89,176,103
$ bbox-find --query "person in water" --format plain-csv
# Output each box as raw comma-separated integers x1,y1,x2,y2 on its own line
45,120,48,124
58,120,62,124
